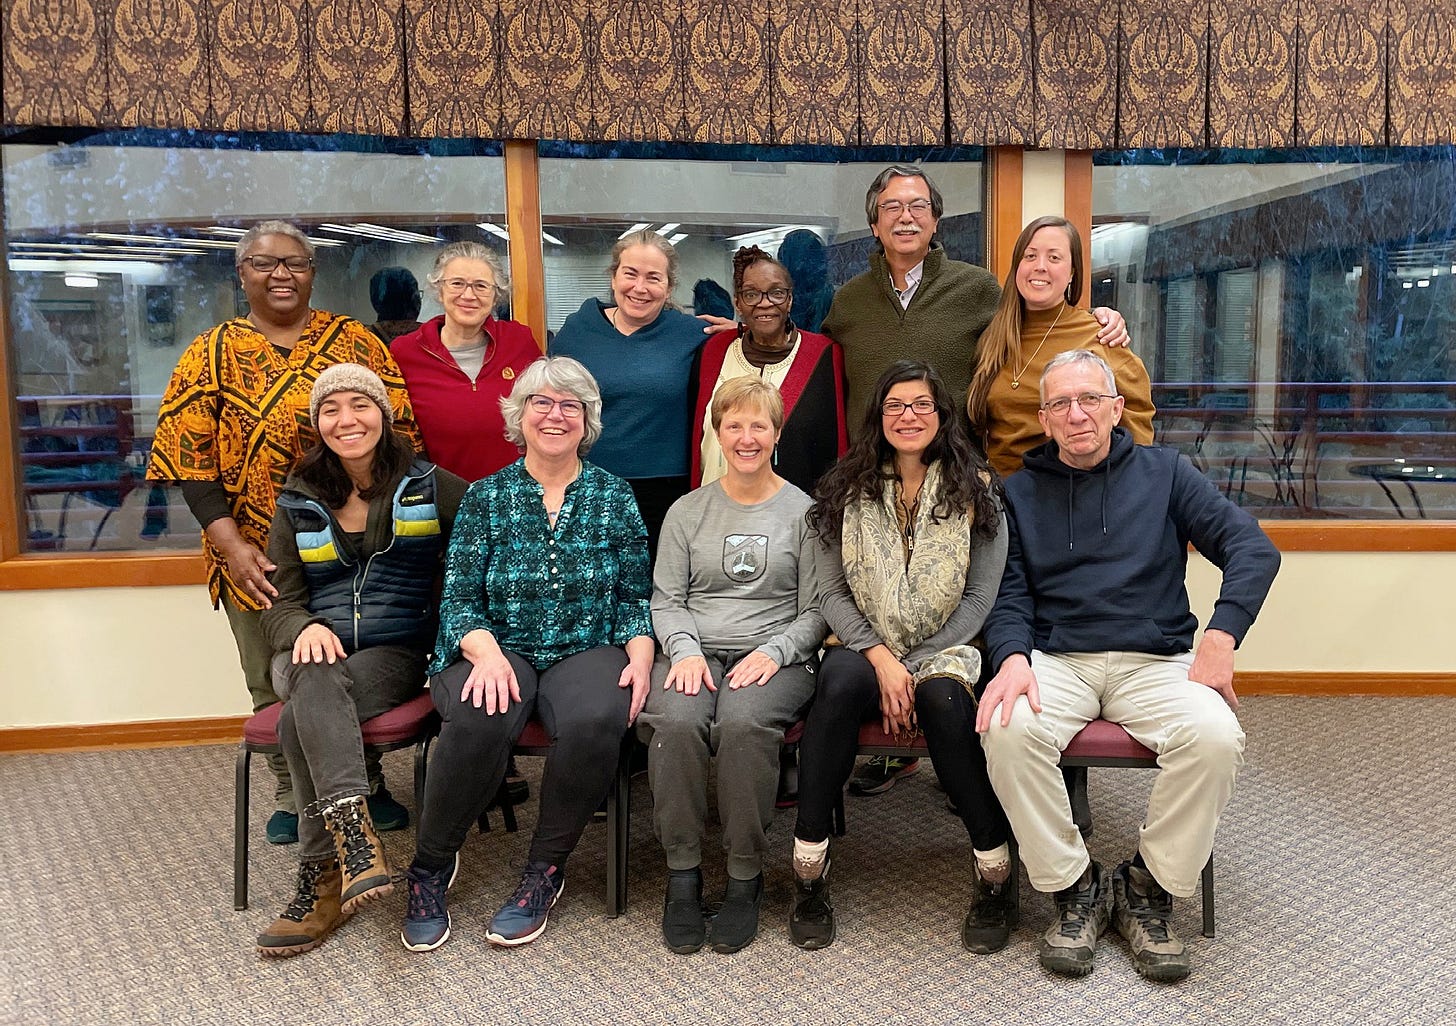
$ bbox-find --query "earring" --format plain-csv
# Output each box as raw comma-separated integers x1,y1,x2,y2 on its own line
773,445,779,467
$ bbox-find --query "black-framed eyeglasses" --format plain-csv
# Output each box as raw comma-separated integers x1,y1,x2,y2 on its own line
527,394,585,418
876,199,934,217
240,255,314,273
737,286,791,306
881,398,938,417
442,278,497,296
1042,393,1118,416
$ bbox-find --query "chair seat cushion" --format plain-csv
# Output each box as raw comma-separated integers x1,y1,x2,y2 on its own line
241,691,436,749
515,719,552,750
855,721,931,752
1063,719,1156,761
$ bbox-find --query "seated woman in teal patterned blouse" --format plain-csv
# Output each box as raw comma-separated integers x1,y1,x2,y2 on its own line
400,355,654,953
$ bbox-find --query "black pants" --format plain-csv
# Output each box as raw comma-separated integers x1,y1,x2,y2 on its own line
794,646,1010,851
627,475,689,562
413,646,631,871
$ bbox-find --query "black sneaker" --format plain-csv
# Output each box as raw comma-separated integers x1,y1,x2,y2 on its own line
1039,861,1111,977
710,874,763,954
662,868,706,954
848,755,921,796
1112,861,1190,982
962,858,1019,954
789,857,836,950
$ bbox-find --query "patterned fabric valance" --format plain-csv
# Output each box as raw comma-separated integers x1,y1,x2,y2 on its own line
4,0,1453,148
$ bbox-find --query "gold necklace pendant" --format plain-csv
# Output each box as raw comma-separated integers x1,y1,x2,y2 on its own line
1011,380,1020,389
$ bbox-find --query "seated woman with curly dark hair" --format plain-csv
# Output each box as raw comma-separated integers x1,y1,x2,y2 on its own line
787,359,1016,955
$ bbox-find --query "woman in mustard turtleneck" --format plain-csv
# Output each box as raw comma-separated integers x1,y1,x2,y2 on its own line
967,216,1155,479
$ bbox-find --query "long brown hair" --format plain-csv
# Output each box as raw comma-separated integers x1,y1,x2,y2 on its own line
966,216,1084,428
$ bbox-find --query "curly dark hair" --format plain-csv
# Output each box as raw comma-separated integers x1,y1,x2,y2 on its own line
731,244,794,292
292,427,416,510
807,360,999,545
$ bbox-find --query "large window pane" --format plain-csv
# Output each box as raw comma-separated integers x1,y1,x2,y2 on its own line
537,151,984,334
1094,153,1456,519
4,134,505,552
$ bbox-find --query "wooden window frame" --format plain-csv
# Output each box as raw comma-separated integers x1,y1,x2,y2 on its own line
2,144,1451,592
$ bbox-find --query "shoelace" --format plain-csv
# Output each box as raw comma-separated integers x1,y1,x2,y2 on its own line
1056,892,1097,938
331,803,378,876
405,868,449,921
509,867,560,912
280,863,328,922
1126,898,1173,942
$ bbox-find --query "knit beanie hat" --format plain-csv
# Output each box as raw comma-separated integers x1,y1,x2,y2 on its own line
310,363,394,427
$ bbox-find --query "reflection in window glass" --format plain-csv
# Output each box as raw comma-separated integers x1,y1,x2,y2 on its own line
537,154,984,334
3,135,505,552
1094,153,1456,519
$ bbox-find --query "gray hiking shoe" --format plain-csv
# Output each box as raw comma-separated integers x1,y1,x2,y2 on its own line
1038,861,1111,977
1112,861,1190,983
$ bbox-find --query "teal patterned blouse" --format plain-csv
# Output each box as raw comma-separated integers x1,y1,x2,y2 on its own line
431,459,652,673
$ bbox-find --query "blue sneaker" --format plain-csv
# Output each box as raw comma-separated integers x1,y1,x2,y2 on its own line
400,852,460,952
486,862,565,947
266,810,298,845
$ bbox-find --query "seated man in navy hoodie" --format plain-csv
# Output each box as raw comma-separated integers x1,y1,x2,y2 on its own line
976,349,1279,983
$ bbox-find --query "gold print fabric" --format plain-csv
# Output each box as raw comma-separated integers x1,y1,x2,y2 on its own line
5,2,1456,153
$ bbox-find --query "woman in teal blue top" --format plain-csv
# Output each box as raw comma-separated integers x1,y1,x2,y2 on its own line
550,229,708,556
400,355,654,953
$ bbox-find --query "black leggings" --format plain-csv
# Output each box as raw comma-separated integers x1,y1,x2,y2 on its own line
795,646,1010,851
413,646,631,872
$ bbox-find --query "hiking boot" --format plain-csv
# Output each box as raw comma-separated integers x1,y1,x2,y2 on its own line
320,795,393,915
400,852,459,952
789,856,836,950
710,874,764,954
256,859,344,957
848,755,920,796
487,861,565,947
962,857,1019,954
1113,861,1190,983
265,810,299,845
367,786,409,832
1039,861,1111,977
662,868,706,954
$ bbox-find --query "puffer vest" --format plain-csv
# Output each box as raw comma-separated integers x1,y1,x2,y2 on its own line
276,460,444,653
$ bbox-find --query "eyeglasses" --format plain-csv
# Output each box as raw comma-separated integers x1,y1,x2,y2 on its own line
1042,393,1118,416
442,278,497,296
240,255,314,273
881,399,938,417
737,287,791,306
527,394,585,418
876,199,934,218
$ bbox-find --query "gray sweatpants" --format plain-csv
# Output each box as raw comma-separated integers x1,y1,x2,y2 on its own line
637,650,816,880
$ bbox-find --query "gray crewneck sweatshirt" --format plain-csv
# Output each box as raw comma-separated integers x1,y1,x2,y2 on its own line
651,480,826,667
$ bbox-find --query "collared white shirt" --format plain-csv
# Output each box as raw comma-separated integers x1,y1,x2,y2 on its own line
890,260,925,309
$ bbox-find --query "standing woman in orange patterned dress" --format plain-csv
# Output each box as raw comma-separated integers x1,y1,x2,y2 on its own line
147,220,420,845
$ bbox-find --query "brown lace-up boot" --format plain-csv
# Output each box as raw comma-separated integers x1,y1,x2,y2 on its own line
321,794,393,914
256,859,345,957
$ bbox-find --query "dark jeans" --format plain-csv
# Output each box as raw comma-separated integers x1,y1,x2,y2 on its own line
273,646,425,861
413,645,632,872
794,646,1010,851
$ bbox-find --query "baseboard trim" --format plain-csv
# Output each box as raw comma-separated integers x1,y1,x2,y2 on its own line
1236,672,1456,696
1,674,1452,753
0,715,247,754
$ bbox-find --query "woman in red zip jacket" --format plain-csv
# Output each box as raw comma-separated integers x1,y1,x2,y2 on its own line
391,241,541,484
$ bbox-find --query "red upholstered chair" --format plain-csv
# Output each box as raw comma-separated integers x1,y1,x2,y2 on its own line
479,718,632,917
233,692,439,910
1060,719,1216,938
829,717,1216,938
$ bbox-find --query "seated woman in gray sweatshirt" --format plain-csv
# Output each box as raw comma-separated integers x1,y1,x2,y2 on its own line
637,375,827,957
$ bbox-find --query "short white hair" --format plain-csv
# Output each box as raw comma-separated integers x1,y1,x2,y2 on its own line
426,241,510,302
235,220,314,266
499,356,603,455
1039,349,1117,404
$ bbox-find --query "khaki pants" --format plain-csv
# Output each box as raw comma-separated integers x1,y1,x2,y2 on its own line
981,650,1244,898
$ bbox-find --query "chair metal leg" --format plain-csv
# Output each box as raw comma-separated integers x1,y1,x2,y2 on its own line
831,792,846,837
500,784,518,832
607,741,630,917
234,746,251,910
1200,853,1215,938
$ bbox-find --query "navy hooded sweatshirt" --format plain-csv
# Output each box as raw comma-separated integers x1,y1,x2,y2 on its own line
985,427,1280,671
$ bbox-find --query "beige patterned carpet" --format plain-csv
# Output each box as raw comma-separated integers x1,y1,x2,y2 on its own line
1,695,1452,1026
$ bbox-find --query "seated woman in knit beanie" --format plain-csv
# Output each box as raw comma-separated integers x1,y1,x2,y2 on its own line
254,363,466,958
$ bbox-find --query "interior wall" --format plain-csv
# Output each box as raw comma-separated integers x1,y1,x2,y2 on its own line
2,549,1451,728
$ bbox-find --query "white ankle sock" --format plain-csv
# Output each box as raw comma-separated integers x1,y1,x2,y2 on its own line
974,843,1011,884
793,838,829,880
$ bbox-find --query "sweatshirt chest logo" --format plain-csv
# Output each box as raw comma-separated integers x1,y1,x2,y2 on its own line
723,534,767,582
